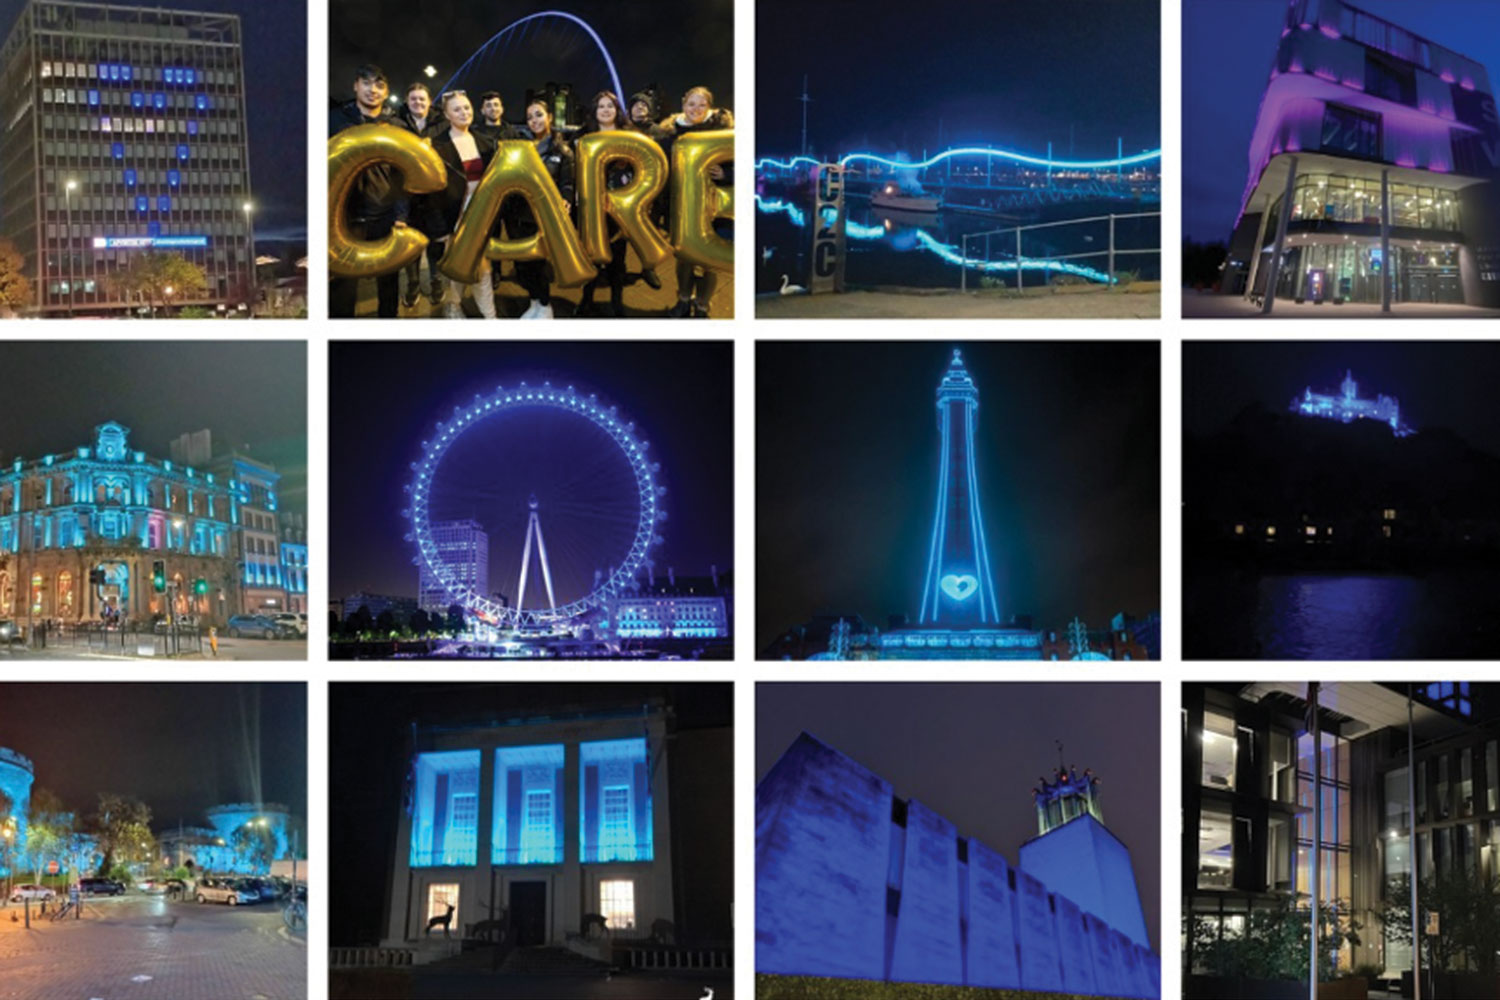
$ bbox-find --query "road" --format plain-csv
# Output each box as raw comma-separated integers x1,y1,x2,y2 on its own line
0,636,307,661
0,892,305,1000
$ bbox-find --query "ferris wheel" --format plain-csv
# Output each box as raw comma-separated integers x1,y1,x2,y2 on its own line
403,381,666,628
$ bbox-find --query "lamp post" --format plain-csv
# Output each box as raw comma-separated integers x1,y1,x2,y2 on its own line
63,179,78,317
2,816,17,904
242,201,256,318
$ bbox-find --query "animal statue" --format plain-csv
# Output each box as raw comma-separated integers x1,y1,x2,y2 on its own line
581,912,609,938
426,902,455,937
468,908,508,943
651,918,676,945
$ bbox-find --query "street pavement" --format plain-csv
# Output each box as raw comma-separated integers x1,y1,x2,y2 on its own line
0,893,305,1000
332,968,733,999
0,636,307,662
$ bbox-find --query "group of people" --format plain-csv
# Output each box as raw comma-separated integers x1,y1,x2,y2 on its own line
329,64,734,319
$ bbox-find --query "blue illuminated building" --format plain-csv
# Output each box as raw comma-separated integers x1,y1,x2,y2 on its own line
0,747,35,876
0,0,256,315
1290,369,1413,436
385,702,674,954
0,422,307,624
757,733,1160,996
160,802,302,876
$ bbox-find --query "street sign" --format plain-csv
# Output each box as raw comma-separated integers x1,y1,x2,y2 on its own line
45,860,59,874
1426,911,1440,936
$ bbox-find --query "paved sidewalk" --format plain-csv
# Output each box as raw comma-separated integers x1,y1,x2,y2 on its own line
0,896,305,1000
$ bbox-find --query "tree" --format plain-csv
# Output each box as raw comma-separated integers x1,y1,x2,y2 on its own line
1192,896,1360,982
23,787,68,883
90,794,152,874
375,609,397,635
0,238,31,314
329,610,342,639
348,604,374,638
108,252,208,316
230,823,275,874
446,604,466,636
410,608,431,635
1382,871,1500,977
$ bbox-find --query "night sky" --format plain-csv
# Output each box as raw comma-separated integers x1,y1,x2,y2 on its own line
0,341,308,515
0,682,306,830
328,341,733,601
1183,0,1500,243
756,682,1161,953
329,681,732,947
329,0,734,121
756,0,1159,160
1184,340,1500,456
755,342,1160,652
0,0,309,240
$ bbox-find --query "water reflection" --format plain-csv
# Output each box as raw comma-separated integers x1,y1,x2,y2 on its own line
1254,575,1424,660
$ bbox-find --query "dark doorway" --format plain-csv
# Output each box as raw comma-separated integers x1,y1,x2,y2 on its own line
509,881,547,946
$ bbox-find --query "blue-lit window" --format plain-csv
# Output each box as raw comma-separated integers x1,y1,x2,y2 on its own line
196,94,209,111
96,63,107,79
130,92,143,109
147,221,161,238
152,93,165,110
168,170,180,187
410,749,480,867
492,744,564,865
1426,682,1472,717
177,144,190,161
87,90,99,106
121,65,132,82
135,196,148,213
124,168,136,186
108,65,120,81
111,142,124,159
187,121,199,136
185,68,196,85
157,195,171,213
580,738,652,863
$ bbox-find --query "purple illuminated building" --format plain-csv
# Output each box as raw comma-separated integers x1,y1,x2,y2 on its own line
1223,0,1500,310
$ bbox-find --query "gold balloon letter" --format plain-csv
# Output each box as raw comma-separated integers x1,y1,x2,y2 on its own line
327,125,446,278
574,131,673,270
438,141,596,288
671,130,734,275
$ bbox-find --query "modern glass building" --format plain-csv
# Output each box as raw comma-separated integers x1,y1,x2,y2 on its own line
0,0,254,315
1184,682,1500,988
417,520,489,616
1223,0,1500,309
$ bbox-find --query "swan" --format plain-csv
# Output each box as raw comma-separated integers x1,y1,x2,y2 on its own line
779,274,807,295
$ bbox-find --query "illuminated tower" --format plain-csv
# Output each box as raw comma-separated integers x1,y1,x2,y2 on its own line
919,350,1000,626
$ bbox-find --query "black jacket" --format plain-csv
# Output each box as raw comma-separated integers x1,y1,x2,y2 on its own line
475,120,528,142
395,105,442,139
330,98,405,225
652,108,733,226
428,128,499,236
504,131,577,238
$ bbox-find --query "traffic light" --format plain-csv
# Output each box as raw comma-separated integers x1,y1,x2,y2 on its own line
152,560,166,593
193,578,208,595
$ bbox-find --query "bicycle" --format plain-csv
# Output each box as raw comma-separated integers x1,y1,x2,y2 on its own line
282,898,306,932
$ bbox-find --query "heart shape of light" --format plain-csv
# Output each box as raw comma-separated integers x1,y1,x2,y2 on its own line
940,574,978,601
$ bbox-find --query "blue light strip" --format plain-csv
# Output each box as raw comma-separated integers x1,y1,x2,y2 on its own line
755,195,1116,284
755,145,1162,173
441,10,623,114
920,402,951,624
962,399,987,623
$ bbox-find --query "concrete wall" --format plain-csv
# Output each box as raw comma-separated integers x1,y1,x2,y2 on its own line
757,732,1159,998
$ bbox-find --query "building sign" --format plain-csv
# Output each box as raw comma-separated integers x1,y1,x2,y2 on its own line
809,163,846,294
91,235,209,249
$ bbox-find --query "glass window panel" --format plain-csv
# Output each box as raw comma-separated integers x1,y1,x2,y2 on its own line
492,744,564,866
580,738,653,863
1203,710,1237,790
410,749,480,867
1461,748,1474,818
599,879,636,931
1386,767,1410,832
425,883,459,930
1199,805,1234,889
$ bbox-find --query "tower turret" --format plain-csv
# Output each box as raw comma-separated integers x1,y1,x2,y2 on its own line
1032,761,1103,836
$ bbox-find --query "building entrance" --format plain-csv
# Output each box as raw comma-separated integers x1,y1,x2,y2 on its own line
508,881,547,946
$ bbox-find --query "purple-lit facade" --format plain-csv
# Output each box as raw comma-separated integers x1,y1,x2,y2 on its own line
1224,0,1500,309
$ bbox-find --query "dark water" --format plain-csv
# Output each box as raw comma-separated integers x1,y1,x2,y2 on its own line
1185,570,1500,660
755,194,1160,293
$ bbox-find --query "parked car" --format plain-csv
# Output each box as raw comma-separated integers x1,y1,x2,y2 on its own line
0,619,24,644
270,613,307,637
79,877,126,896
225,615,296,641
9,884,55,902
241,877,278,902
195,876,258,905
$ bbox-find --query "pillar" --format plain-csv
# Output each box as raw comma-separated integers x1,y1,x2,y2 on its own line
1260,155,1298,315
1381,169,1392,313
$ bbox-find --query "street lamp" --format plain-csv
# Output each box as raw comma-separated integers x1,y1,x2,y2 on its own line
423,65,437,78
63,179,78,317
242,200,256,318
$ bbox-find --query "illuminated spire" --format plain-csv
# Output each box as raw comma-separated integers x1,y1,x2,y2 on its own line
1033,762,1104,835
919,349,1000,625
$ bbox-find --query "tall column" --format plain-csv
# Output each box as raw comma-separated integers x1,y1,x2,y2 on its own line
1381,169,1392,313
561,740,581,944
1260,156,1298,315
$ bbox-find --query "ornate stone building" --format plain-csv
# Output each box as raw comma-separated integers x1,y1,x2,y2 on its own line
0,421,304,625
